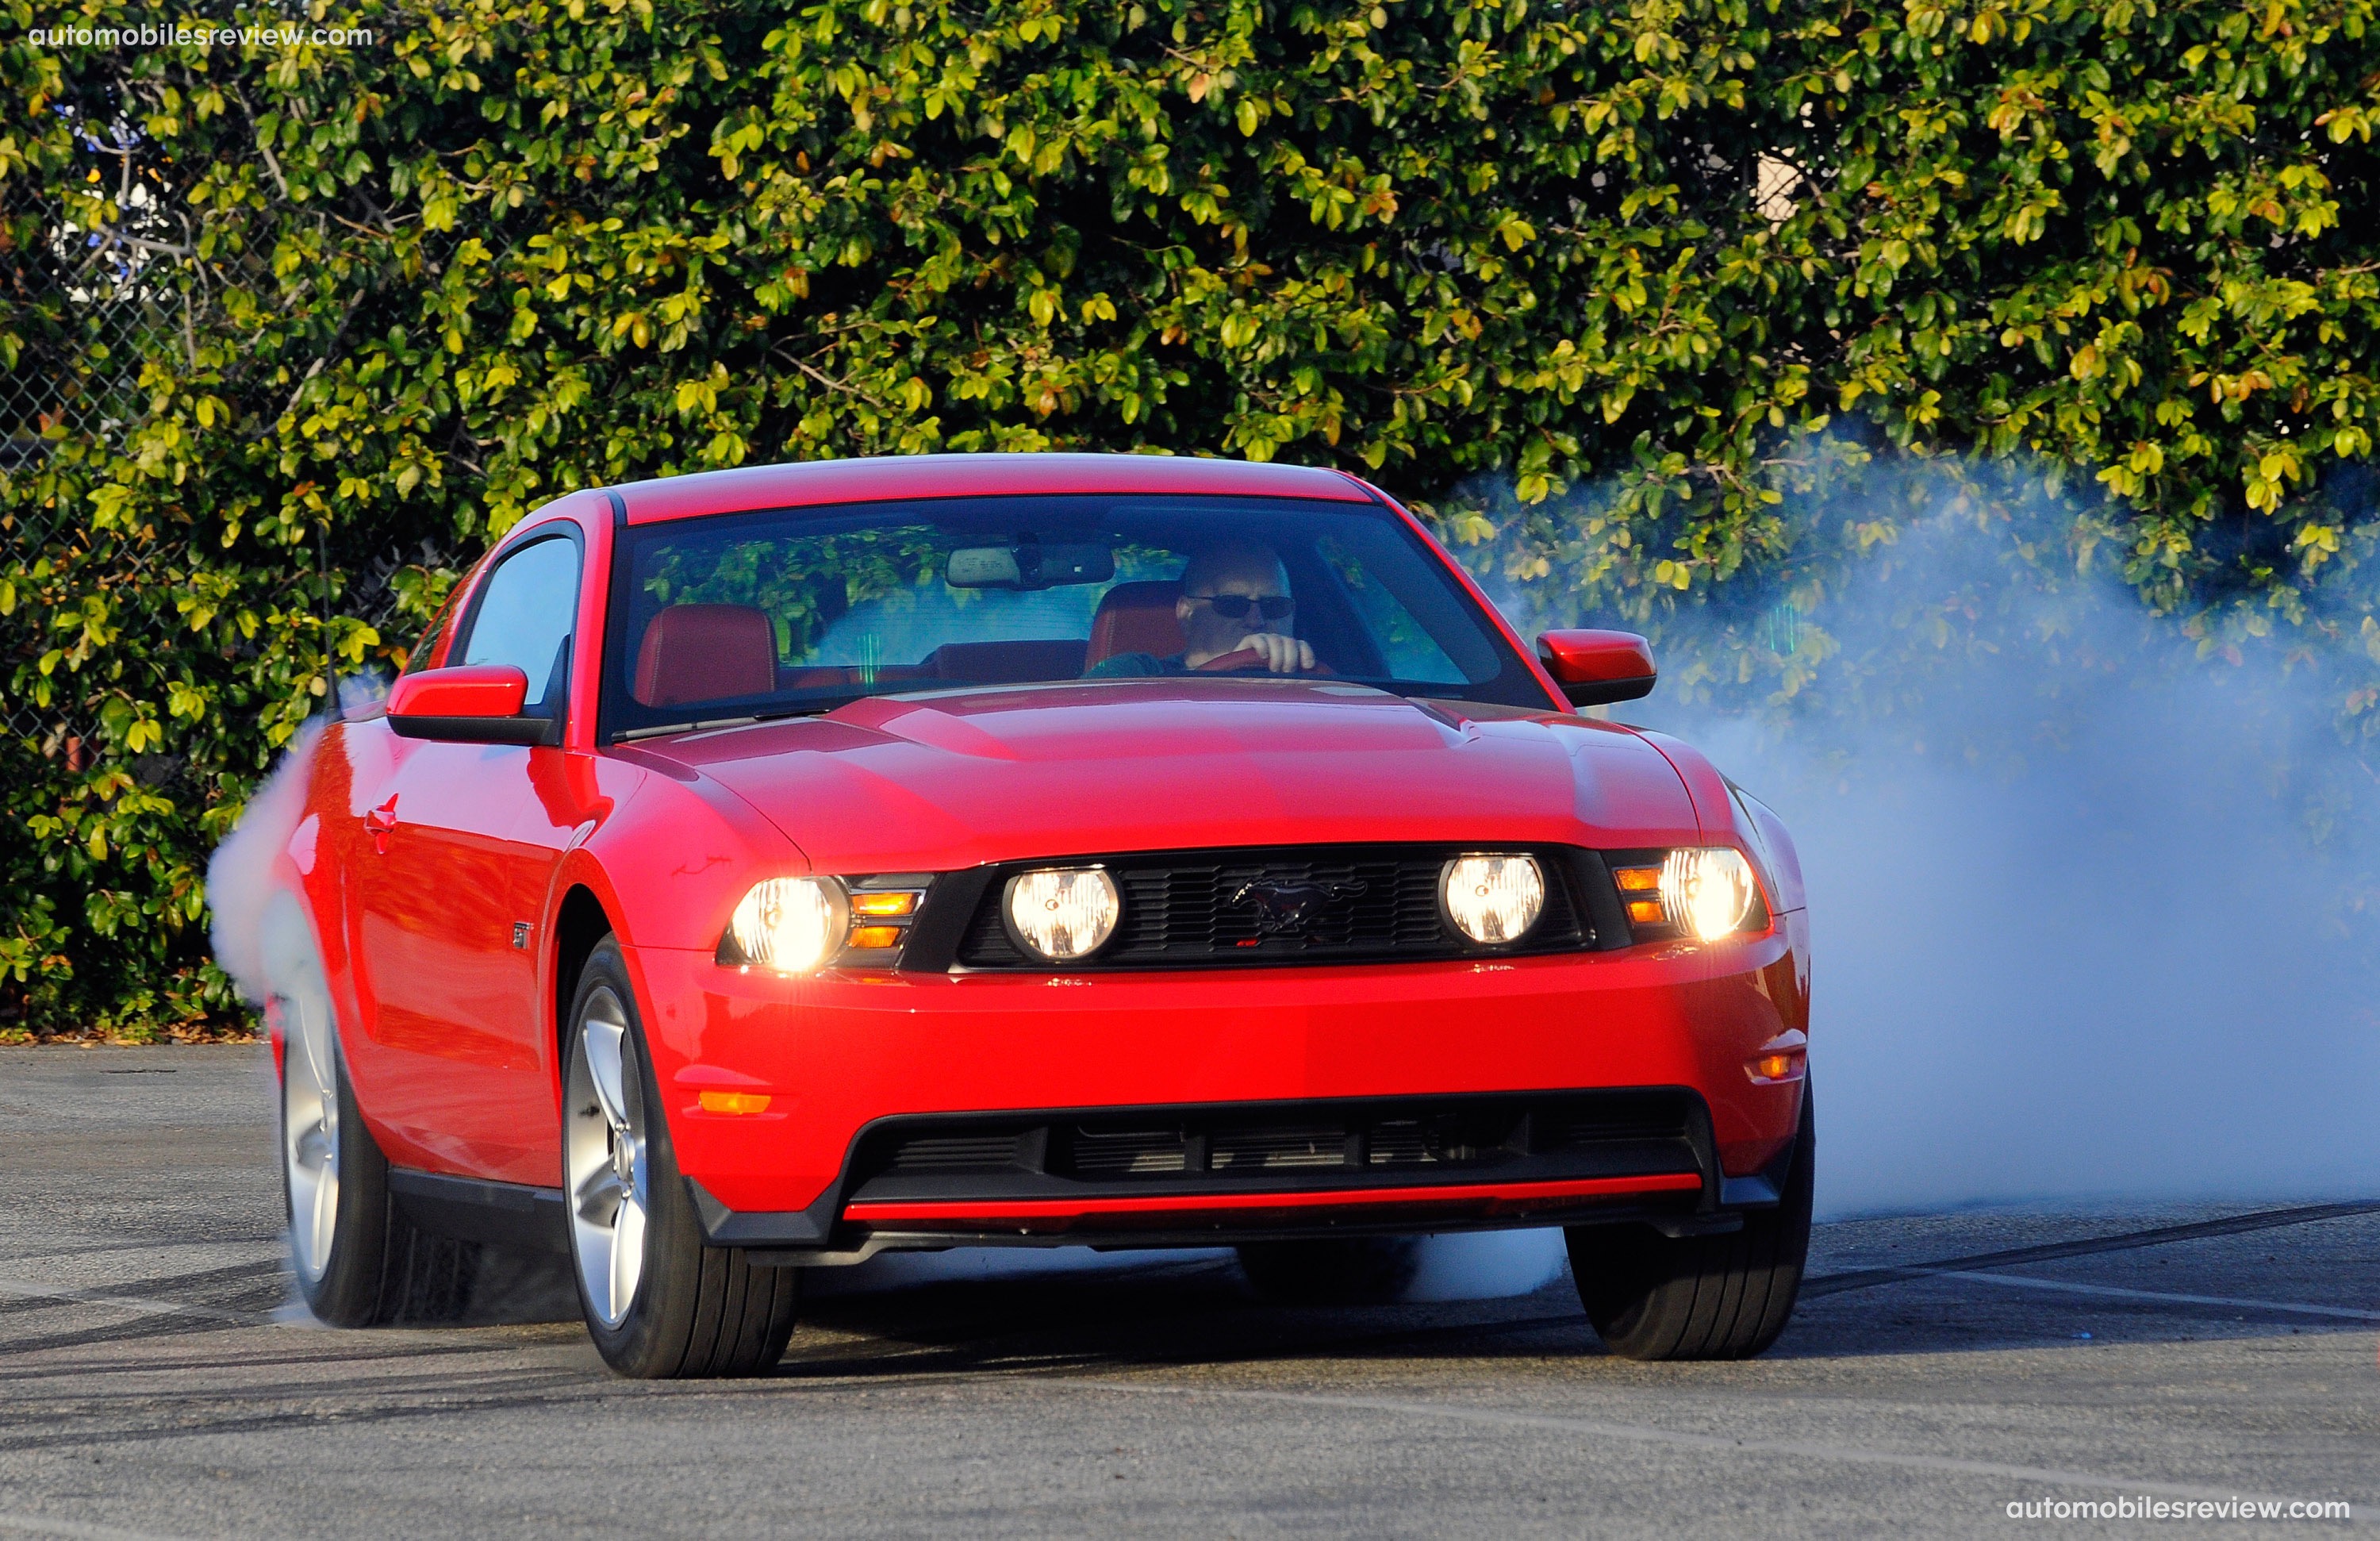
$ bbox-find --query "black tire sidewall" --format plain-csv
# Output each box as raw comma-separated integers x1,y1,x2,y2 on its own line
1566,1079,1815,1359
566,939,708,1376
282,1026,397,1328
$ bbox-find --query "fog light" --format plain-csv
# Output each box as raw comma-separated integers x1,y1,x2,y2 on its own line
1439,854,1545,945
724,876,847,974
1004,868,1121,960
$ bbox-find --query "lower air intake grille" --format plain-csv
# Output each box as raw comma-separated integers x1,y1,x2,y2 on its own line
849,1089,1705,1208
1069,1128,1189,1177
885,1134,1021,1174
1210,1125,1348,1171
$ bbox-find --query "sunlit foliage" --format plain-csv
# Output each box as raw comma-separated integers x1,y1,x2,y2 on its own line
4,0,2377,1032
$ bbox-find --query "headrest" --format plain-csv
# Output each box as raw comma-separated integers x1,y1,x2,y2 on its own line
1085,581,1185,666
633,604,775,707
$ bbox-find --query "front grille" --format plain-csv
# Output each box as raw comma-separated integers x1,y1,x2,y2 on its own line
846,1089,1706,1209
952,844,1590,969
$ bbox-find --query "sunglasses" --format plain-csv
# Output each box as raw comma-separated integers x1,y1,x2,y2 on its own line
1188,592,1296,621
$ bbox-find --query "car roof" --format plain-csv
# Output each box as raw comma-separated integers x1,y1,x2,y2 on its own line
608,453,1380,525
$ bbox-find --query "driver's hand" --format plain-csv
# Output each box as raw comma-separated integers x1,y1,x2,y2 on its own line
1235,632,1315,673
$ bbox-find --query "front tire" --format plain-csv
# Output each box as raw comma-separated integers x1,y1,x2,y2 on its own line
266,894,477,1326
564,938,799,1378
1565,1085,1814,1361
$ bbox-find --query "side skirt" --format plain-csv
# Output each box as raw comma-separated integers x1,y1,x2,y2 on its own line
389,1169,570,1257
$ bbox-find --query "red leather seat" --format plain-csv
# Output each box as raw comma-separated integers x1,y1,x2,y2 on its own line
1084,582,1185,667
633,605,776,707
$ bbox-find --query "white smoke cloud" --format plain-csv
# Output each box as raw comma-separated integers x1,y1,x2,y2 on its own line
1609,509,2380,1217
204,721,324,1005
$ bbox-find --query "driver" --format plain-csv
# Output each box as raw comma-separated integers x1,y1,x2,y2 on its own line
1088,540,1317,676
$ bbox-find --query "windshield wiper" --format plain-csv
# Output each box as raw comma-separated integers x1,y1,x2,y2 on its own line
611,702,839,744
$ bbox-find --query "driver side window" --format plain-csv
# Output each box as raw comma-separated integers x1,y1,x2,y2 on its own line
459,534,580,715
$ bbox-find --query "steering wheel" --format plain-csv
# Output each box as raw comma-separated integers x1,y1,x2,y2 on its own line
1192,648,1334,677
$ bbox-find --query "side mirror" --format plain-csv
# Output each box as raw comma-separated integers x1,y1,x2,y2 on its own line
1536,630,1656,708
387,666,558,746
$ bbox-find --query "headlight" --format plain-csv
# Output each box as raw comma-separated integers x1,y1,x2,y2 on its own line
1641,847,1759,940
1438,854,1545,945
1004,867,1121,960
724,877,848,974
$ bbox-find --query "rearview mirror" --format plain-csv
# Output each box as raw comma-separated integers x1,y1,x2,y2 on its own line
946,542,1115,590
387,665,558,745
1536,630,1656,708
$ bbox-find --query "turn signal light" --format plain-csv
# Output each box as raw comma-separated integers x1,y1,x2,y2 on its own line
847,924,904,949
697,1090,773,1115
850,891,917,918
1745,1032,1807,1085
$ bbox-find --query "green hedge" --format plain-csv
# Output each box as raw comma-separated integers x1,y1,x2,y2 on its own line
5,0,2378,1035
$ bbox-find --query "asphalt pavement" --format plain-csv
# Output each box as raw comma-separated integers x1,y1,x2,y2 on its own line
0,1046,2372,1538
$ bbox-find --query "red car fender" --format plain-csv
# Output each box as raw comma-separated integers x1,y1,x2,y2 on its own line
575,754,813,951
1626,728,1812,1067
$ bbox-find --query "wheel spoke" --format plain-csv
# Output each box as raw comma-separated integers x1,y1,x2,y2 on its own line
583,1014,630,1134
290,991,338,1107
610,1192,646,1312
574,1166,626,1225
295,1117,334,1171
308,1154,339,1270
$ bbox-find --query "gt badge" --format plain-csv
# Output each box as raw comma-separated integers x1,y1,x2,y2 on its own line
512,922,532,950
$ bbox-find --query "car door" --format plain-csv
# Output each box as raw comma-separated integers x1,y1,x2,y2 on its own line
346,528,583,1184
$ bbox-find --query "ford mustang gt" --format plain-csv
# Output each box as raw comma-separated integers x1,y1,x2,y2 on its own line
258,452,1814,1378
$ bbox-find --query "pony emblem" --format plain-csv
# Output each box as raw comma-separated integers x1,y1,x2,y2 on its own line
1230,878,1368,936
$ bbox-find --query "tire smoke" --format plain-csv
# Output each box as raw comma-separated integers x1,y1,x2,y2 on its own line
1590,508,2380,1217
203,721,325,1007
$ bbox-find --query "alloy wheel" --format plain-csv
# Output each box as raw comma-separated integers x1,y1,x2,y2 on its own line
566,986,649,1328
276,973,342,1285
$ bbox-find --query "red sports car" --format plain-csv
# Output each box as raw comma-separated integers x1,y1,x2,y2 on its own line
258,453,1813,1378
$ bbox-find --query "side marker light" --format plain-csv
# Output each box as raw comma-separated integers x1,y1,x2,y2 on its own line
697,1090,774,1116
1745,1032,1807,1085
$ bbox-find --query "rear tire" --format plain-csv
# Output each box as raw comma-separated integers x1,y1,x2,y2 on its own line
1237,1236,1422,1305
266,893,478,1327
564,938,799,1378
1565,1086,1814,1361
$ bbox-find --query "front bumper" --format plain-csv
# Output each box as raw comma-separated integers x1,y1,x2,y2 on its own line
626,914,1809,1258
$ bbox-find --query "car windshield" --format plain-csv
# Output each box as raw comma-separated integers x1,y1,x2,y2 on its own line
599,493,1548,740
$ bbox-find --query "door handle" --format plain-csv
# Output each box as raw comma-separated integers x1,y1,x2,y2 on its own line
366,795,399,855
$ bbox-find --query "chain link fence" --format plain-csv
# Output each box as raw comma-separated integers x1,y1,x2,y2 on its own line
0,183,182,755
1,186,462,757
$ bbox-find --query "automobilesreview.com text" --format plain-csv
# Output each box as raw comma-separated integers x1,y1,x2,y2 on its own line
26,25,375,48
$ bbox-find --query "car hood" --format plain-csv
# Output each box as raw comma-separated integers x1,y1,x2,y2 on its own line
618,678,1701,872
